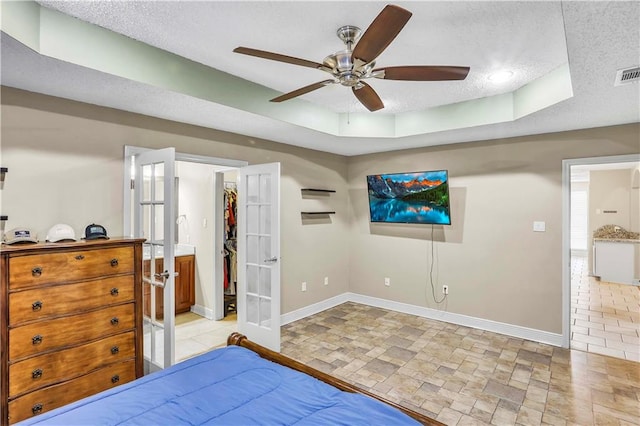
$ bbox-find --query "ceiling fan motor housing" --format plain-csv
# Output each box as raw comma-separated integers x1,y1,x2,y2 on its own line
325,26,380,87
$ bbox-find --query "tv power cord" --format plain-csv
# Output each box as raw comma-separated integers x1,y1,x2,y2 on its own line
428,224,447,304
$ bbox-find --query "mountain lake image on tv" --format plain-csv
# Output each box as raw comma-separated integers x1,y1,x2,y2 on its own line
367,170,451,225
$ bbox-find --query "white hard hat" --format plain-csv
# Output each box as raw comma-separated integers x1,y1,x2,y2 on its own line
46,224,76,242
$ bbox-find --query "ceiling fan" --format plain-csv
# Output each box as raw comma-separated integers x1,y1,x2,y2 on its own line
233,4,470,112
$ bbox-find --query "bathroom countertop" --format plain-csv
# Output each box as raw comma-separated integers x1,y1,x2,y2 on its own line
594,238,640,243
143,243,196,259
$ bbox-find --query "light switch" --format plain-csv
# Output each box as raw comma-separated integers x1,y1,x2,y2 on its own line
533,221,546,232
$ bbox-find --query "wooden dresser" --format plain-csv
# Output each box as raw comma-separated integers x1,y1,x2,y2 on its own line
0,238,145,425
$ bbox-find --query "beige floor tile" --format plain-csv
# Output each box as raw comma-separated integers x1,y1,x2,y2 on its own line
282,301,640,426
570,256,640,362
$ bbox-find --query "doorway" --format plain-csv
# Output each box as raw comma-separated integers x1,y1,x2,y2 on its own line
563,154,640,362
123,146,280,362
170,162,240,362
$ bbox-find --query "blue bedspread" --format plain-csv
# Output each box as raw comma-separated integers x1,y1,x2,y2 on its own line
18,345,419,425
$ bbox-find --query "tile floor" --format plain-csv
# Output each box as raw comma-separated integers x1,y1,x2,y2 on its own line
281,302,640,426
571,255,640,362
166,262,639,424
175,312,237,362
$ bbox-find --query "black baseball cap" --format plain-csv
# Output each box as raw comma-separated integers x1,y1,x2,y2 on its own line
84,223,109,240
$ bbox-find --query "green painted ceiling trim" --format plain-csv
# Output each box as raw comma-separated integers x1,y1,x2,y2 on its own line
514,64,573,119
338,113,396,137
392,64,573,137
2,0,339,133
395,93,515,137
0,0,41,51
2,1,573,139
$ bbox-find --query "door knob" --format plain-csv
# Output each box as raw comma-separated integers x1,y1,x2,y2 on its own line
154,270,171,279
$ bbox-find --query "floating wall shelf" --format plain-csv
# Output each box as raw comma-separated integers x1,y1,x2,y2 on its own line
301,188,335,218
301,211,335,215
301,188,336,193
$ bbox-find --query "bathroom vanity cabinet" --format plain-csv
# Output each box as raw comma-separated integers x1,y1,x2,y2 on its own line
143,254,195,318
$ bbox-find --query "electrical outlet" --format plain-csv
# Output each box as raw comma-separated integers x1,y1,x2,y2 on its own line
384,277,390,287
302,282,307,292
442,285,449,295
324,276,329,286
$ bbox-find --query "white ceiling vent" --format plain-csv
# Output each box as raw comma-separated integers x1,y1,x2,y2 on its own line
614,66,640,86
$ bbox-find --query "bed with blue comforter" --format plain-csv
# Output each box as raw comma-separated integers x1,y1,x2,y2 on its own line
17,334,438,425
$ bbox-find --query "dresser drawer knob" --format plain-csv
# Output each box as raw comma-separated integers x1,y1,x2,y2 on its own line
111,346,120,355
32,334,43,345
111,375,120,384
32,368,43,379
31,267,43,277
110,287,119,296
110,317,119,326
32,403,43,415
110,258,119,267
32,300,43,311
75,254,85,260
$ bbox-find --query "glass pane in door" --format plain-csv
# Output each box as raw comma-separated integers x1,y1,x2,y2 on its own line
153,205,164,243
259,267,271,297
259,297,271,326
154,163,164,202
259,174,271,203
142,165,152,202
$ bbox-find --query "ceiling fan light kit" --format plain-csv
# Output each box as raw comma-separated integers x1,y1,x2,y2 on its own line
488,70,514,83
233,4,470,112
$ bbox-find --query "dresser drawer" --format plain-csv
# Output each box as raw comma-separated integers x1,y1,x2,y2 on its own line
9,275,134,326
9,331,135,398
8,360,135,424
9,304,135,361
8,247,134,290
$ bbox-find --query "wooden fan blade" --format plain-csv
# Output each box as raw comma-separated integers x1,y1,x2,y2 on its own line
270,80,335,102
352,82,384,112
352,5,412,65
234,47,324,69
375,66,470,81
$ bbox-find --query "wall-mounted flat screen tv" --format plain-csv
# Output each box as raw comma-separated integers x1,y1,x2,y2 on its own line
366,170,451,225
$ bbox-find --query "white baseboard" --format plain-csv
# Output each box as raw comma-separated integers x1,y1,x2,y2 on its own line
281,293,350,325
191,304,214,320
281,292,563,347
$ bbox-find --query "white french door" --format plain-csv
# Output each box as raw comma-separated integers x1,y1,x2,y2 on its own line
134,148,176,370
237,163,281,352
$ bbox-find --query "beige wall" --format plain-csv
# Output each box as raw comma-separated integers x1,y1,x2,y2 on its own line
347,124,640,334
587,169,633,274
589,169,632,233
2,87,639,336
175,161,215,311
0,87,351,315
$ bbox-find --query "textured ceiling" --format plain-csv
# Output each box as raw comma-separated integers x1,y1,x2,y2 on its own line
1,1,639,156
35,0,569,114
